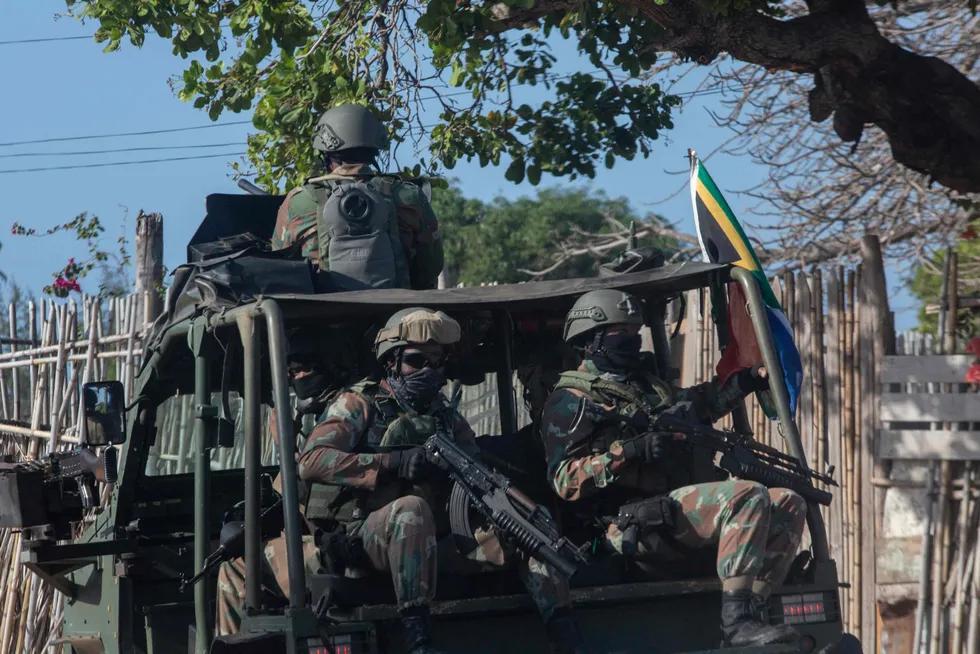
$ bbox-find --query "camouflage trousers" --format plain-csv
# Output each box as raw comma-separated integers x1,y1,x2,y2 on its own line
352,495,570,621
605,480,807,594
216,534,323,637
216,496,570,636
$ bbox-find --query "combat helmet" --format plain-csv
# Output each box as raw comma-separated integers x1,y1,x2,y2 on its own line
313,104,389,154
563,289,645,343
374,307,461,363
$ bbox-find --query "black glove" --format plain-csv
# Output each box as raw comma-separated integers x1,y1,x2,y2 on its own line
736,365,770,392
621,431,672,464
385,447,432,482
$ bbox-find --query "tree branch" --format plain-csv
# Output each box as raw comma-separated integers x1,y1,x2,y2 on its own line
488,0,980,193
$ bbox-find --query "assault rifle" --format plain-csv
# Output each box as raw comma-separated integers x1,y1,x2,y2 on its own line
571,399,838,506
181,491,285,592
423,429,590,579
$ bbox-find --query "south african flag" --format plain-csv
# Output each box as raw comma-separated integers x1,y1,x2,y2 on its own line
689,151,803,419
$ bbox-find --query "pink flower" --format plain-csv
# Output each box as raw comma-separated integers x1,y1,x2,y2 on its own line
52,277,81,293
968,338,980,357
966,363,980,385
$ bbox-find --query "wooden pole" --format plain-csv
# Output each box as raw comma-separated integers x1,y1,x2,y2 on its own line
953,464,974,654
967,507,980,654
845,268,857,631
931,460,953,654
135,211,164,325
49,305,69,450
9,302,19,421
825,269,843,568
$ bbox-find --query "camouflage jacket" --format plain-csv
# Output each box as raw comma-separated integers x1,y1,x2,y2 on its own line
270,163,444,290
296,379,476,513
538,361,757,503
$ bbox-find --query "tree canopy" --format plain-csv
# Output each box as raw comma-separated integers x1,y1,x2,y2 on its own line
430,184,681,285
679,0,979,268
63,0,980,196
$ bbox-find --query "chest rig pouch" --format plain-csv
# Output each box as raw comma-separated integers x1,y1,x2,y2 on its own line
307,176,410,292
556,370,709,486
555,371,672,450
304,383,450,526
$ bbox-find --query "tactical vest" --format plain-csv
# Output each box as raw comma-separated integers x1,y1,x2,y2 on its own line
304,381,454,525
554,371,714,490
304,175,411,292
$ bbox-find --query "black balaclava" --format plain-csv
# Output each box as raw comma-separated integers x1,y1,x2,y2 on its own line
584,327,645,374
385,347,447,411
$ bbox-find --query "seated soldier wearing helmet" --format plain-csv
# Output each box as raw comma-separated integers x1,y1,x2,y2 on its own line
538,289,807,649
215,327,356,638
271,103,443,292
293,307,585,654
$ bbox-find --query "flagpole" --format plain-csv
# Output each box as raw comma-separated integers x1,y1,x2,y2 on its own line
688,150,711,264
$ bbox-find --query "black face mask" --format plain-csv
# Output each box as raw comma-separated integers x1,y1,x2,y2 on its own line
291,370,328,401
589,332,643,373
387,367,447,410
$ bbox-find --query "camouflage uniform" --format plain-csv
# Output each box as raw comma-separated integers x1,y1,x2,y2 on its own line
216,535,323,636
271,163,444,290
215,407,322,637
295,381,570,619
540,360,807,595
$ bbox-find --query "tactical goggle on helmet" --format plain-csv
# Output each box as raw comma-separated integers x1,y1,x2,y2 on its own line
562,289,646,343
374,307,462,363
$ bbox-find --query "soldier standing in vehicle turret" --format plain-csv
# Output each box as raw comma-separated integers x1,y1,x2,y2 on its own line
270,104,444,291
538,289,808,649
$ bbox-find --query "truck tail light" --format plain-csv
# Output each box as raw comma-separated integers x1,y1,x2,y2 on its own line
302,634,356,654
771,592,840,625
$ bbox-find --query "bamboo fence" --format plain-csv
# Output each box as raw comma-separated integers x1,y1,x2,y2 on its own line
0,292,157,654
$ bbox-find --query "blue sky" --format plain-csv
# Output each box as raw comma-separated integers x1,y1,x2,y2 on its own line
0,1,920,329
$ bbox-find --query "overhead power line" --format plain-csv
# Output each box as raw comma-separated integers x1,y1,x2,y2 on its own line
0,143,244,159
0,35,94,46
0,120,252,148
0,152,246,175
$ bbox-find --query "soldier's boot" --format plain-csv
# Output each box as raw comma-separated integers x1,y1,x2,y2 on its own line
545,607,589,654
720,590,799,647
400,605,445,654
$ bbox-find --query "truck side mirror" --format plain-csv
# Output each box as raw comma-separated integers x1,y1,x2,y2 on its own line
82,381,126,446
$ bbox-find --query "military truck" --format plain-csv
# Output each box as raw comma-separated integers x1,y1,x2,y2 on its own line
5,189,861,654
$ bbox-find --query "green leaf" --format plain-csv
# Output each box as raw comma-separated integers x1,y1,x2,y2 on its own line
526,164,542,185
505,158,526,184
449,59,464,87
